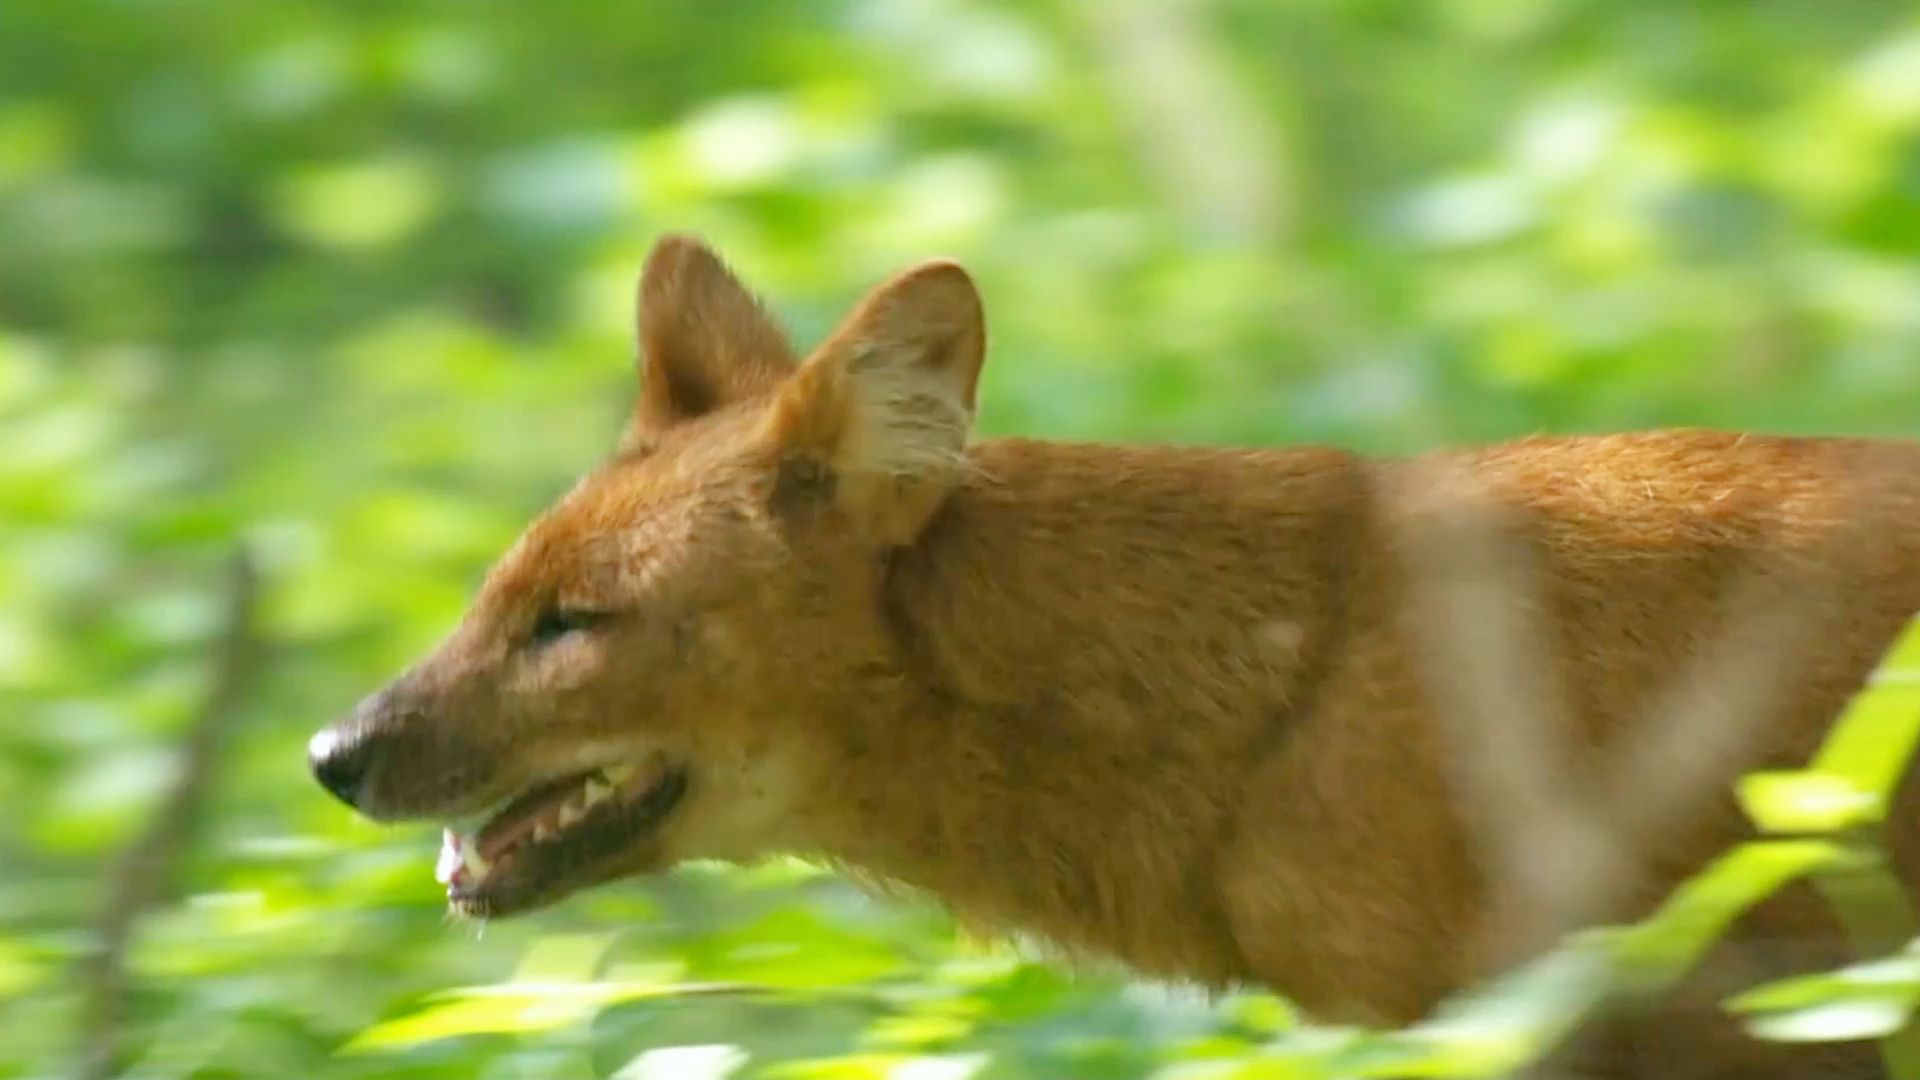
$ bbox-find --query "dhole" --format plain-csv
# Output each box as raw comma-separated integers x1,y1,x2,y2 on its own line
310,235,1920,1078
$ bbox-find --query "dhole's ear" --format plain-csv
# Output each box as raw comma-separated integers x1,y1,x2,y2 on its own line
764,259,986,543
624,234,796,446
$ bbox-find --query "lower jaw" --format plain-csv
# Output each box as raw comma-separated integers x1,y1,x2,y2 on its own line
447,854,613,918
448,883,545,919
443,766,690,916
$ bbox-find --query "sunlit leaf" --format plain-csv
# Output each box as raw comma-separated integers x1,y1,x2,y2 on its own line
0,936,42,998
1878,619,1920,680
864,1012,973,1050
1727,940,1920,1046
1740,622,1920,834
341,993,593,1051
1614,840,1853,978
1740,771,1882,834
761,1052,908,1080
511,931,624,983
0,101,71,188
1225,993,1298,1036
1747,999,1914,1044
1810,689,1920,798
1323,942,1611,1077
1731,952,1920,1015
270,157,440,250
342,979,753,1052
613,1043,750,1080
689,908,908,989
679,97,804,191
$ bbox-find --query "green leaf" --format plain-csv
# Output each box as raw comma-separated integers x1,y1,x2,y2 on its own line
1326,942,1613,1077
0,935,42,998
342,979,753,1052
1614,840,1854,978
760,1053,908,1080
1810,687,1920,799
863,1013,974,1050
1740,771,1883,834
510,931,624,983
341,993,593,1051
613,1044,750,1080
269,156,441,251
1877,620,1920,681
1226,992,1299,1036
1727,942,1920,1046
1730,951,1920,1015
688,908,907,989
1738,620,1920,834
1747,999,1916,1044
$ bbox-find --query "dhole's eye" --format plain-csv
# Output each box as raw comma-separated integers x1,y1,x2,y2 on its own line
529,607,607,648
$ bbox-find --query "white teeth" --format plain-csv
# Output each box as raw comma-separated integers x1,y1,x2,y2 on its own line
436,829,463,885
436,762,655,885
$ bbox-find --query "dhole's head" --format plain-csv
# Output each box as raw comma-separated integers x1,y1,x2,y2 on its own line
307,235,986,917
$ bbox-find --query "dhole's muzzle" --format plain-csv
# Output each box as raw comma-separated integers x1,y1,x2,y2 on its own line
309,677,691,919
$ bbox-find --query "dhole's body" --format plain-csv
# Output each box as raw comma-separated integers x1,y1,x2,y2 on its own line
310,236,1920,1078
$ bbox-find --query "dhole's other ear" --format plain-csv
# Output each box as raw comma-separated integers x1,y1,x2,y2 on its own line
765,259,985,543
625,234,797,446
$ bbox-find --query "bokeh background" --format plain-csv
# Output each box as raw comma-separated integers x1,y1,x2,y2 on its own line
6,1,1920,1077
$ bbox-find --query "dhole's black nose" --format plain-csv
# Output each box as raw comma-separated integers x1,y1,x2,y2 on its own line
308,726,371,808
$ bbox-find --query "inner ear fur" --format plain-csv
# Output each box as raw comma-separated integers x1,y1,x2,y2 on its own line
764,259,987,543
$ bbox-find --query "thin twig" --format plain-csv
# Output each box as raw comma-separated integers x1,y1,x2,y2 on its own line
1391,464,1602,959
74,545,262,1080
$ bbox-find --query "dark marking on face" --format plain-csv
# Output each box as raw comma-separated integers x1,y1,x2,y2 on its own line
772,456,837,517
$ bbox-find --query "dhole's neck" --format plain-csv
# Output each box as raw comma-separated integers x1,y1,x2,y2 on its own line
804,437,1370,983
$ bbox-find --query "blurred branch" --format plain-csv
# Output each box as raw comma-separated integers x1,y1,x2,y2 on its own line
1392,470,1611,957
74,545,263,1080
1390,449,1912,1073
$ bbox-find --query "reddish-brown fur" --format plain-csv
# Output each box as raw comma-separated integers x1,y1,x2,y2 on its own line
314,236,1920,1078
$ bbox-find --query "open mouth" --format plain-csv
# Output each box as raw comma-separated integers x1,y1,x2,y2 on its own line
437,755,688,917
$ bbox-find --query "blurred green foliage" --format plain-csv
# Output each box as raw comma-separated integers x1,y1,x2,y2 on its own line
5,0,1920,1076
